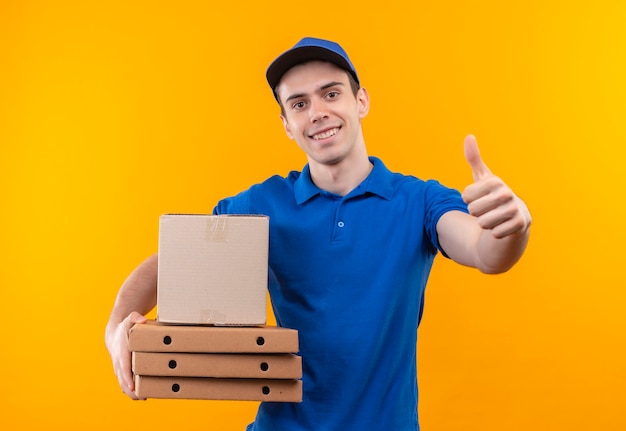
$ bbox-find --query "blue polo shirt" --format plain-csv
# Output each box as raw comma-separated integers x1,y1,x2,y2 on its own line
213,157,468,431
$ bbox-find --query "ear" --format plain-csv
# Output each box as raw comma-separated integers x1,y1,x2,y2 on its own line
357,87,370,119
280,114,295,140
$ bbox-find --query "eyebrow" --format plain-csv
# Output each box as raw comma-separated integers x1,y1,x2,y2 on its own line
284,81,345,104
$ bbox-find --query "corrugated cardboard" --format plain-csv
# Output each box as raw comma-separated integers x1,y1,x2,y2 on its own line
134,375,303,402
132,352,302,379
129,320,300,353
157,214,269,325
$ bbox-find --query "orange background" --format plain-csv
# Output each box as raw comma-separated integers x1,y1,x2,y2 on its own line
1,1,625,430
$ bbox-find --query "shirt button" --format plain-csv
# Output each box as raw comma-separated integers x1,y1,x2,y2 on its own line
337,221,345,228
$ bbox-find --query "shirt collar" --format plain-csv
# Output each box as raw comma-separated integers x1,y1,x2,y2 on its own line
294,156,394,205
294,164,320,205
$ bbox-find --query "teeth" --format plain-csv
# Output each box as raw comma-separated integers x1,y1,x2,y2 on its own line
312,128,338,140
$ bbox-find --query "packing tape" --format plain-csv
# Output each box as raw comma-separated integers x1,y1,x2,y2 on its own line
208,216,229,242
198,308,229,325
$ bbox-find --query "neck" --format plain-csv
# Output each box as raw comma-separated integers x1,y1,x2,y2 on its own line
308,145,373,197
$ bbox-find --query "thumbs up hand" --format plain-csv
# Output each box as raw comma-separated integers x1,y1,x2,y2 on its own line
461,135,531,239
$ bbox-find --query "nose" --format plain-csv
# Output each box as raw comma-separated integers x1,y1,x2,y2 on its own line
309,97,328,123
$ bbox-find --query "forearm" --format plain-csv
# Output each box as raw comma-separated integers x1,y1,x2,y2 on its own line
105,253,158,344
437,208,531,274
473,225,530,274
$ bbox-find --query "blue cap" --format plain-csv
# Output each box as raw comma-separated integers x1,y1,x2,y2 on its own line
266,37,360,95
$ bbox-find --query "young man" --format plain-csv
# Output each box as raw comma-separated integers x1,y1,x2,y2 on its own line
105,37,531,430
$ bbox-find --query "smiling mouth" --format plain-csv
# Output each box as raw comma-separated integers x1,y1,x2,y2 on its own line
311,127,340,140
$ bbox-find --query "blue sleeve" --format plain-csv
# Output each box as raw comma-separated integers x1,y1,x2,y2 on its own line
212,189,252,215
423,179,469,258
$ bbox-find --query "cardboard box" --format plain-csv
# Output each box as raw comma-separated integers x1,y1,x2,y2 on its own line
157,214,269,325
134,375,303,402
128,320,300,353
132,352,302,379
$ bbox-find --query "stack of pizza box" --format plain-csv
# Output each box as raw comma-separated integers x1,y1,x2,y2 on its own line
129,320,302,402
129,214,302,402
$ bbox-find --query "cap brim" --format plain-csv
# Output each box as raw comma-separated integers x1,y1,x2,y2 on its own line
266,46,356,93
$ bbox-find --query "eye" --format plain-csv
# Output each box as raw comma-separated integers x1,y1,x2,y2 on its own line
291,100,306,110
325,91,339,99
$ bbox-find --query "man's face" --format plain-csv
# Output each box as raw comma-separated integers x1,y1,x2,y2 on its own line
275,61,369,167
